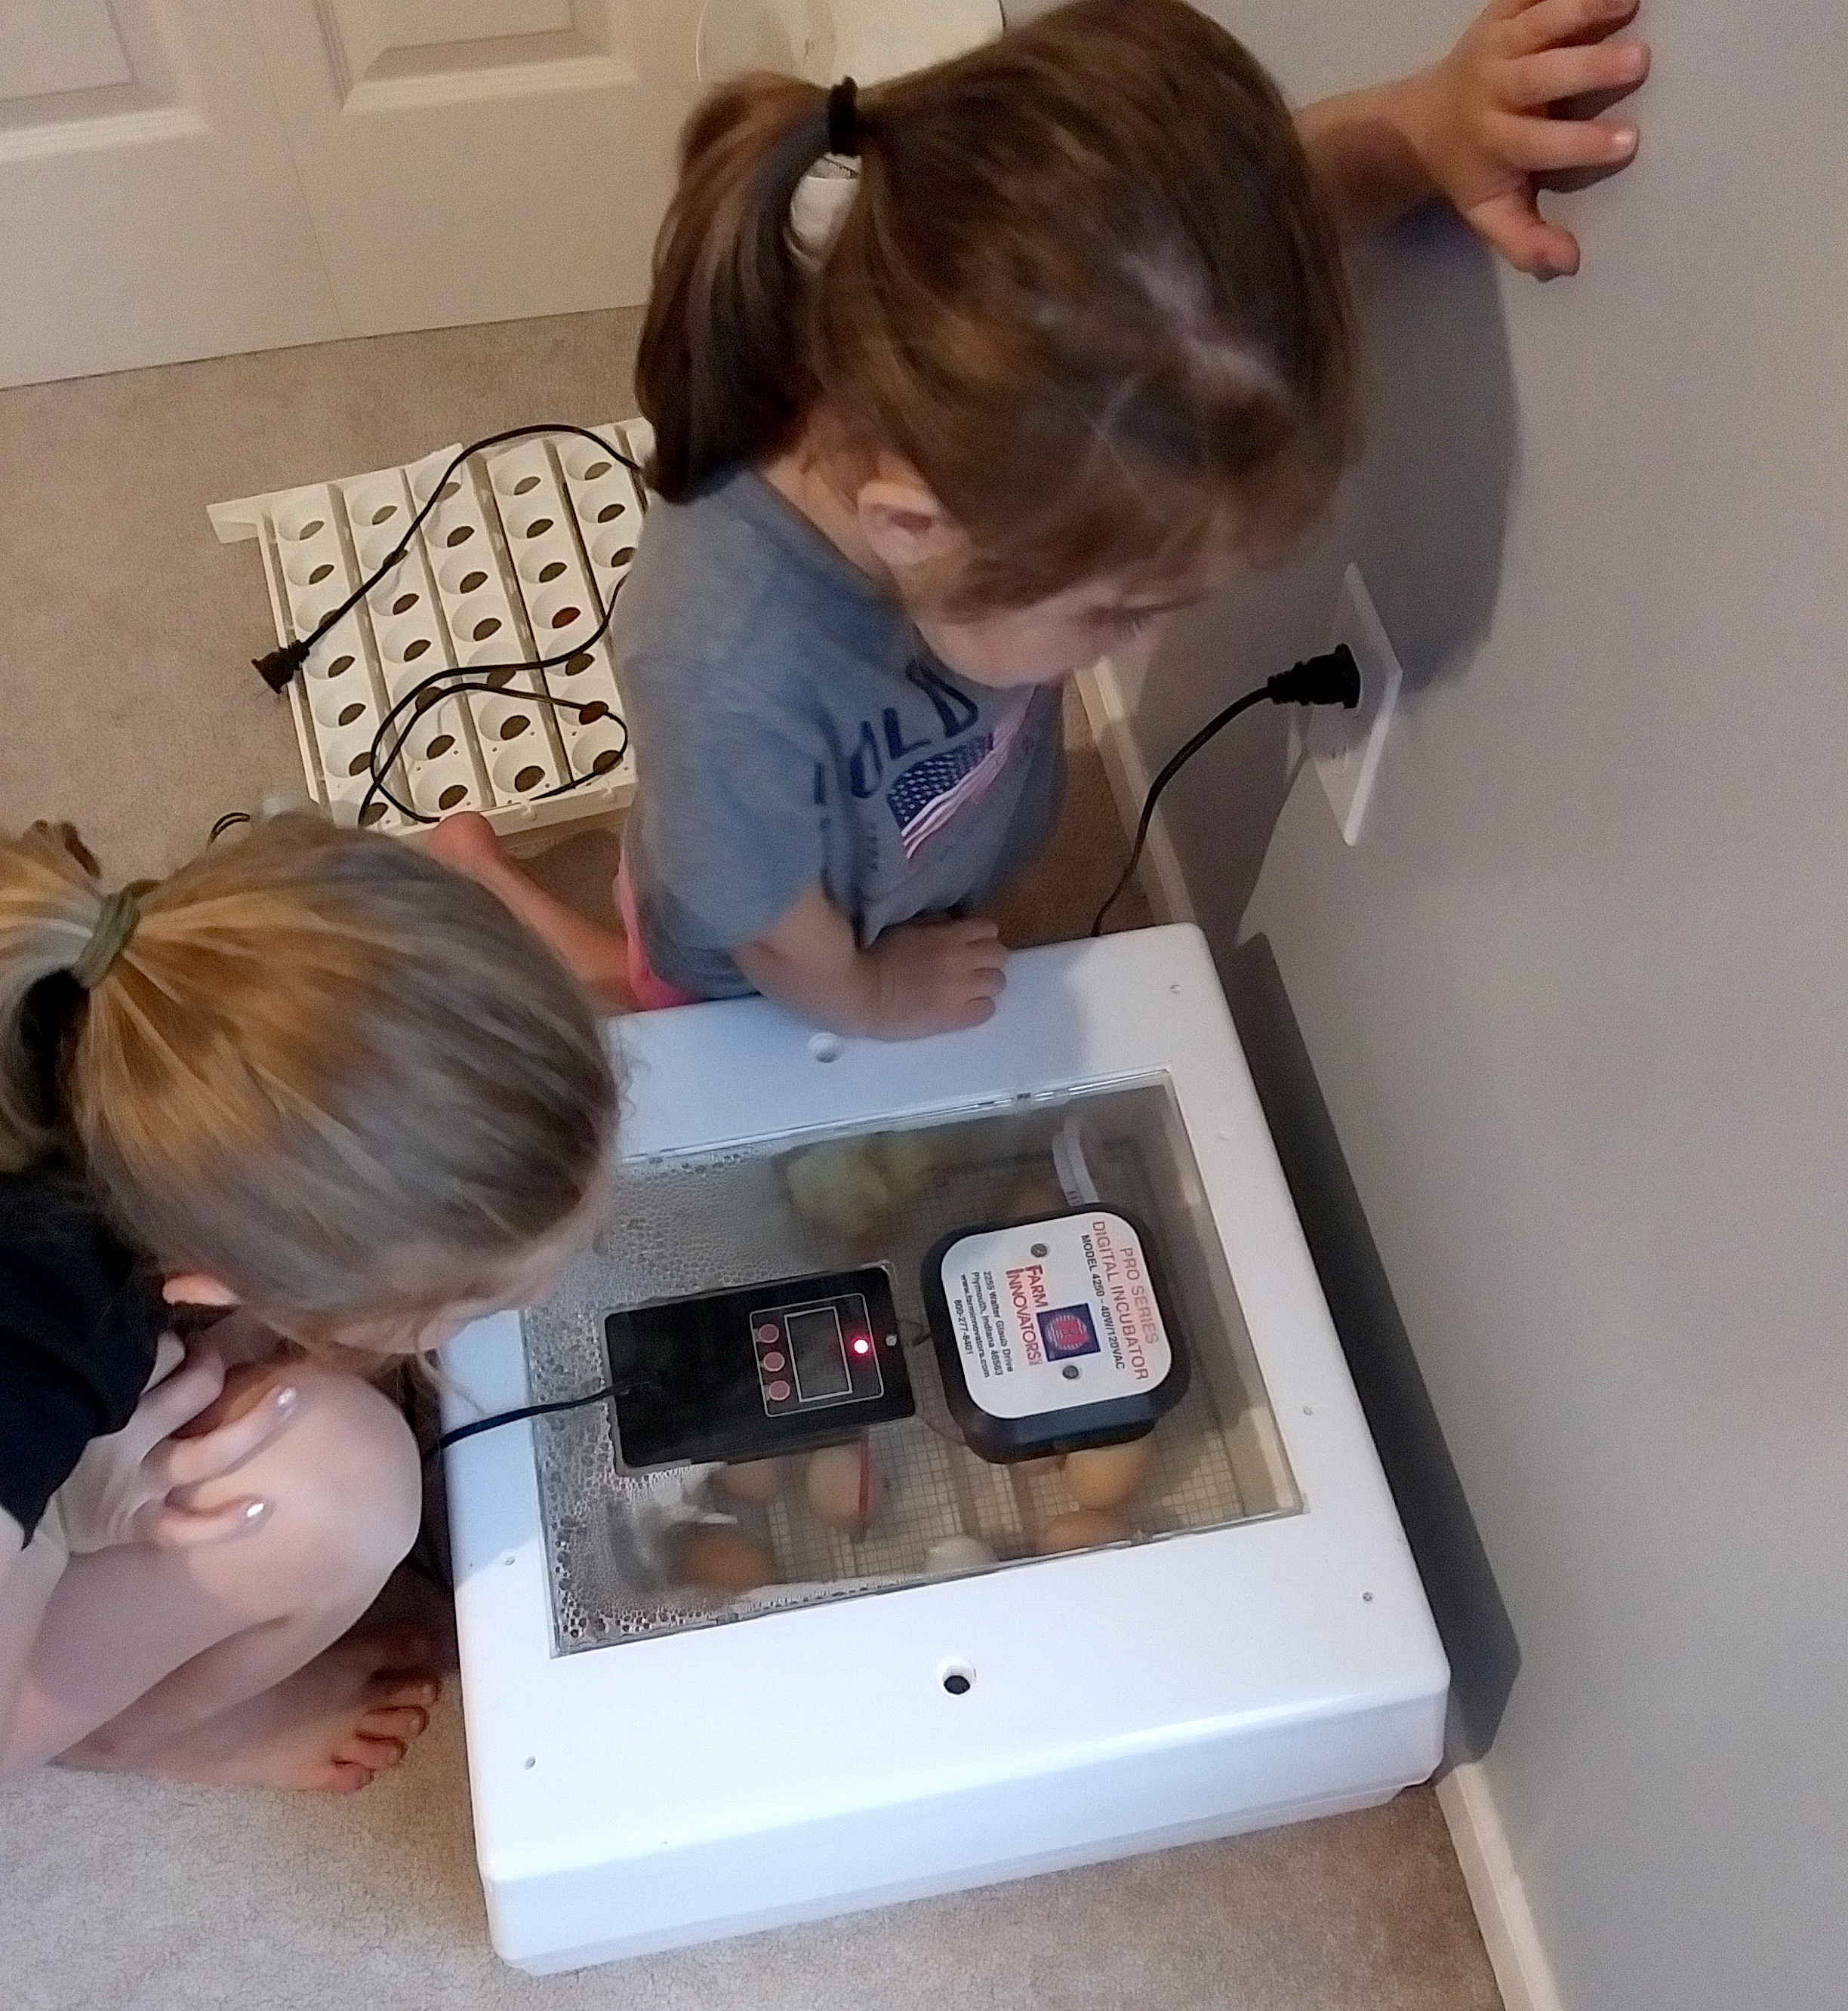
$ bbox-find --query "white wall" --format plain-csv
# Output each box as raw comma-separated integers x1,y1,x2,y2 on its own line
1116,6,1848,2009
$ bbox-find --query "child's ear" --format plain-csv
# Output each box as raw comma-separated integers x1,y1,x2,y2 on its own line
856,470,967,576
162,1273,241,1307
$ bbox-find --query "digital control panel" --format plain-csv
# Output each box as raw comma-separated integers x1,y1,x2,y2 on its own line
605,1266,913,1470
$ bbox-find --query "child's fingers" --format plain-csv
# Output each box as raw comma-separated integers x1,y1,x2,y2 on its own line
949,956,1006,999
169,1357,293,1440
161,1380,301,1492
943,918,1006,965
1501,38,1648,111
131,1347,229,1444
1502,0,1640,60
942,996,999,1032
140,1495,273,1551
1489,106,1637,175
1465,189,1581,278
144,1332,188,1390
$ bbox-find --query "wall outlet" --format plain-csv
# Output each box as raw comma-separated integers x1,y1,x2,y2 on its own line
1308,563,1403,845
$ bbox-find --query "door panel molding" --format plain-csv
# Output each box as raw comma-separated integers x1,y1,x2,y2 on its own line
252,0,696,333
313,0,634,115
0,0,206,162
0,0,132,98
0,104,206,165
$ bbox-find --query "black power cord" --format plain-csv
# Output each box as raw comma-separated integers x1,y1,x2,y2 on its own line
254,423,645,828
1089,645,1362,937
434,1383,618,1456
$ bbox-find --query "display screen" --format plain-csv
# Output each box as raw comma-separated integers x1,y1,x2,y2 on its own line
784,1304,852,1400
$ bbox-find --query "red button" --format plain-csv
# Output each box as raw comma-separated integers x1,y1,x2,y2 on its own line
761,1350,785,1372
755,1323,780,1343
766,1378,791,1402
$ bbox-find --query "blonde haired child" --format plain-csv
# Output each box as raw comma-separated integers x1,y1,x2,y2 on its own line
0,816,614,1791
434,0,1649,1033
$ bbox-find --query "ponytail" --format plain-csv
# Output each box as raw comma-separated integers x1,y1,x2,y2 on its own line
0,815,615,1343
636,72,833,500
0,822,109,1170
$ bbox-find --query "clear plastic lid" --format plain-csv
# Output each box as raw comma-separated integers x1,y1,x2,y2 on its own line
519,1074,1299,1653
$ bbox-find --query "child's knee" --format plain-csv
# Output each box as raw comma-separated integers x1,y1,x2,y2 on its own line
199,1365,423,1597
288,1370,423,1584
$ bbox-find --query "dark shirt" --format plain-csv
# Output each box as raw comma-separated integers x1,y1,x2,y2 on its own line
0,1172,163,1542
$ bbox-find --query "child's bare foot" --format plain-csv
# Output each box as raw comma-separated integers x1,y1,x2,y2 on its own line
60,1625,441,1794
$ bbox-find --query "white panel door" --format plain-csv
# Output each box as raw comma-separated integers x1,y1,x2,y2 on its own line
0,0,340,386
245,1,704,336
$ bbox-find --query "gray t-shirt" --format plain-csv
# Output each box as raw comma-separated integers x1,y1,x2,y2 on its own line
614,467,1064,999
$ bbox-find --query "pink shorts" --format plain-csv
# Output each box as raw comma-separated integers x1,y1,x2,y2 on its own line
615,858,699,1012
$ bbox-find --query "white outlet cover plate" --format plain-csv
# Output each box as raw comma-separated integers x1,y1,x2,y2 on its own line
1309,563,1403,845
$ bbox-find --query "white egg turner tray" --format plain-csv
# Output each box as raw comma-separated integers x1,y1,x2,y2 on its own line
210,418,653,843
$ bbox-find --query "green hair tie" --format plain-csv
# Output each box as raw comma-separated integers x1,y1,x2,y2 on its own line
70,882,152,990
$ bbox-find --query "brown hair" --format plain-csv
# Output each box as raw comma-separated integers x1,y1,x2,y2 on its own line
0,817,614,1347
636,0,1355,609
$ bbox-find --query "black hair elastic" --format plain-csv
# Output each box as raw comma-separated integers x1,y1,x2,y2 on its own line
827,77,859,157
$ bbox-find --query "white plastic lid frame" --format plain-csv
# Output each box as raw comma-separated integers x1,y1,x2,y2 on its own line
209,419,653,840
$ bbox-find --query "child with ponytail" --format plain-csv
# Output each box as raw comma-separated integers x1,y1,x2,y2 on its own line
0,815,614,1791
434,0,1648,1035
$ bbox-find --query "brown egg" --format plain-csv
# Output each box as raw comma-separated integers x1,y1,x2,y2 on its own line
678,1525,778,1593
1036,1507,1128,1555
714,1457,786,1504
805,1439,886,1533
1062,1437,1153,1511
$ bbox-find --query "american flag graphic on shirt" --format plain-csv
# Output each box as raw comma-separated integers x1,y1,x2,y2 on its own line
886,700,1030,859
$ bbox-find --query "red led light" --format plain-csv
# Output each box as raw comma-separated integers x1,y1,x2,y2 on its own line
852,1337,871,1356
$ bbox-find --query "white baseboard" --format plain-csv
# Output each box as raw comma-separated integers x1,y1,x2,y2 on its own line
1073,659,1197,926
1436,1761,1566,2011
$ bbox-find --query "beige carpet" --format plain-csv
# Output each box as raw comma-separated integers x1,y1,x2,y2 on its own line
0,313,1498,2011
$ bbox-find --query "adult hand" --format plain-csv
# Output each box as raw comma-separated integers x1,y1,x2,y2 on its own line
48,1338,299,1554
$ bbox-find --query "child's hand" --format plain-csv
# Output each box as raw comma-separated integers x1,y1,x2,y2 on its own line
862,916,1008,1040
46,1338,298,1556
1409,0,1650,278
733,886,1006,1041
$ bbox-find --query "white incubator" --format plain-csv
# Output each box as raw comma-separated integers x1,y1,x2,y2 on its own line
442,925,1446,1973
